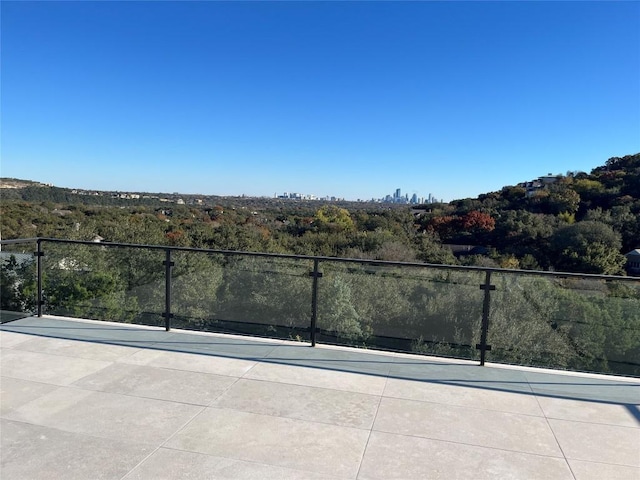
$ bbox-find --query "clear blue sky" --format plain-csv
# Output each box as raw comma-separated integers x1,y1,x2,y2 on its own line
1,1,639,202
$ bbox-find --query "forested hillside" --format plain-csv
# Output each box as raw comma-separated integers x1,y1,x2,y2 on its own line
2,154,639,376
2,153,639,275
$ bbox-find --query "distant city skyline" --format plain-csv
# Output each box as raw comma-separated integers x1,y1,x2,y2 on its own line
1,2,638,202
276,187,442,204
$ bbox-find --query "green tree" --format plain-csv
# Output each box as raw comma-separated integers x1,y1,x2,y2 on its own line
414,232,458,265
317,273,368,343
214,255,312,339
545,185,581,215
550,221,626,274
1,255,37,315
42,243,144,322
313,206,355,233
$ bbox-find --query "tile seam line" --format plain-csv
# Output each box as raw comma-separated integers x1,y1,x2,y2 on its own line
544,415,640,429
238,354,263,379
151,403,209,464
232,373,383,398
205,375,244,407
118,445,165,480
532,384,577,480
0,417,160,450
2,345,144,363
355,371,389,479
380,393,564,420
112,359,256,378
0,372,74,387
1,336,159,359
369,427,566,459
154,444,354,479
119,403,217,479
5,382,216,413
198,404,375,432
565,458,640,469
63,382,221,408
379,392,546,418
0,374,66,389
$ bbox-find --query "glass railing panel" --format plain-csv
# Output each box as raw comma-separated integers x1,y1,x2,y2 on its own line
316,261,485,360
175,253,313,341
486,272,640,376
594,279,640,377
170,250,224,332
0,241,37,323
41,242,165,327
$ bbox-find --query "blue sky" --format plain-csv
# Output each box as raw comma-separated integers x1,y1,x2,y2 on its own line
2,1,639,202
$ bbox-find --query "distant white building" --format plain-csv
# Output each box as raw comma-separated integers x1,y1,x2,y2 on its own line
518,173,562,197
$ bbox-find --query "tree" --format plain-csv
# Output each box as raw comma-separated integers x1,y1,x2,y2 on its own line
414,232,458,265
545,185,581,215
0,255,36,315
313,205,355,233
573,178,605,198
549,221,626,274
460,211,496,233
317,273,368,343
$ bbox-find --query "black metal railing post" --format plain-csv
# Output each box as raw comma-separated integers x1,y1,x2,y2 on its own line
162,248,174,331
476,270,495,366
35,239,44,317
309,258,322,346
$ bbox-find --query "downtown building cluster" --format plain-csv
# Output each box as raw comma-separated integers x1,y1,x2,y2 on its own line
379,188,441,205
274,188,441,204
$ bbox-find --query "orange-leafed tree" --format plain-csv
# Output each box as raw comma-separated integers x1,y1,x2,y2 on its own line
460,211,495,233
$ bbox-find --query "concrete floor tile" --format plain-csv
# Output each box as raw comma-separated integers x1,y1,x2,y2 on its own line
0,419,154,480
124,447,344,480
358,431,574,480
373,397,562,457
211,378,379,428
11,336,142,362
266,344,395,376
0,331,33,348
568,459,640,480
118,347,257,377
524,371,640,405
244,362,386,395
1,317,168,345
4,317,639,480
549,418,640,467
158,331,281,359
0,377,58,416
0,349,111,385
166,407,369,478
73,363,237,405
388,361,535,395
537,396,639,427
4,386,203,446
383,377,543,416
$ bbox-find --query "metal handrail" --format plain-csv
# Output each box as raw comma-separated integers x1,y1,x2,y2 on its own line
2,236,637,282
2,237,639,376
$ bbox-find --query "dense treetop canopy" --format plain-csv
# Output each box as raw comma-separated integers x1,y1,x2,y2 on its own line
1,153,639,275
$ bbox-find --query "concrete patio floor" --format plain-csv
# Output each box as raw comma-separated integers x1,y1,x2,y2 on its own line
1,316,639,480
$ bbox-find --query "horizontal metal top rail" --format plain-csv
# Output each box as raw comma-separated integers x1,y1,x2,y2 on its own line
1,236,638,282
0,238,39,245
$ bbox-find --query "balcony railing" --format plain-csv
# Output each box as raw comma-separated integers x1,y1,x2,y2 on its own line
2,237,639,377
